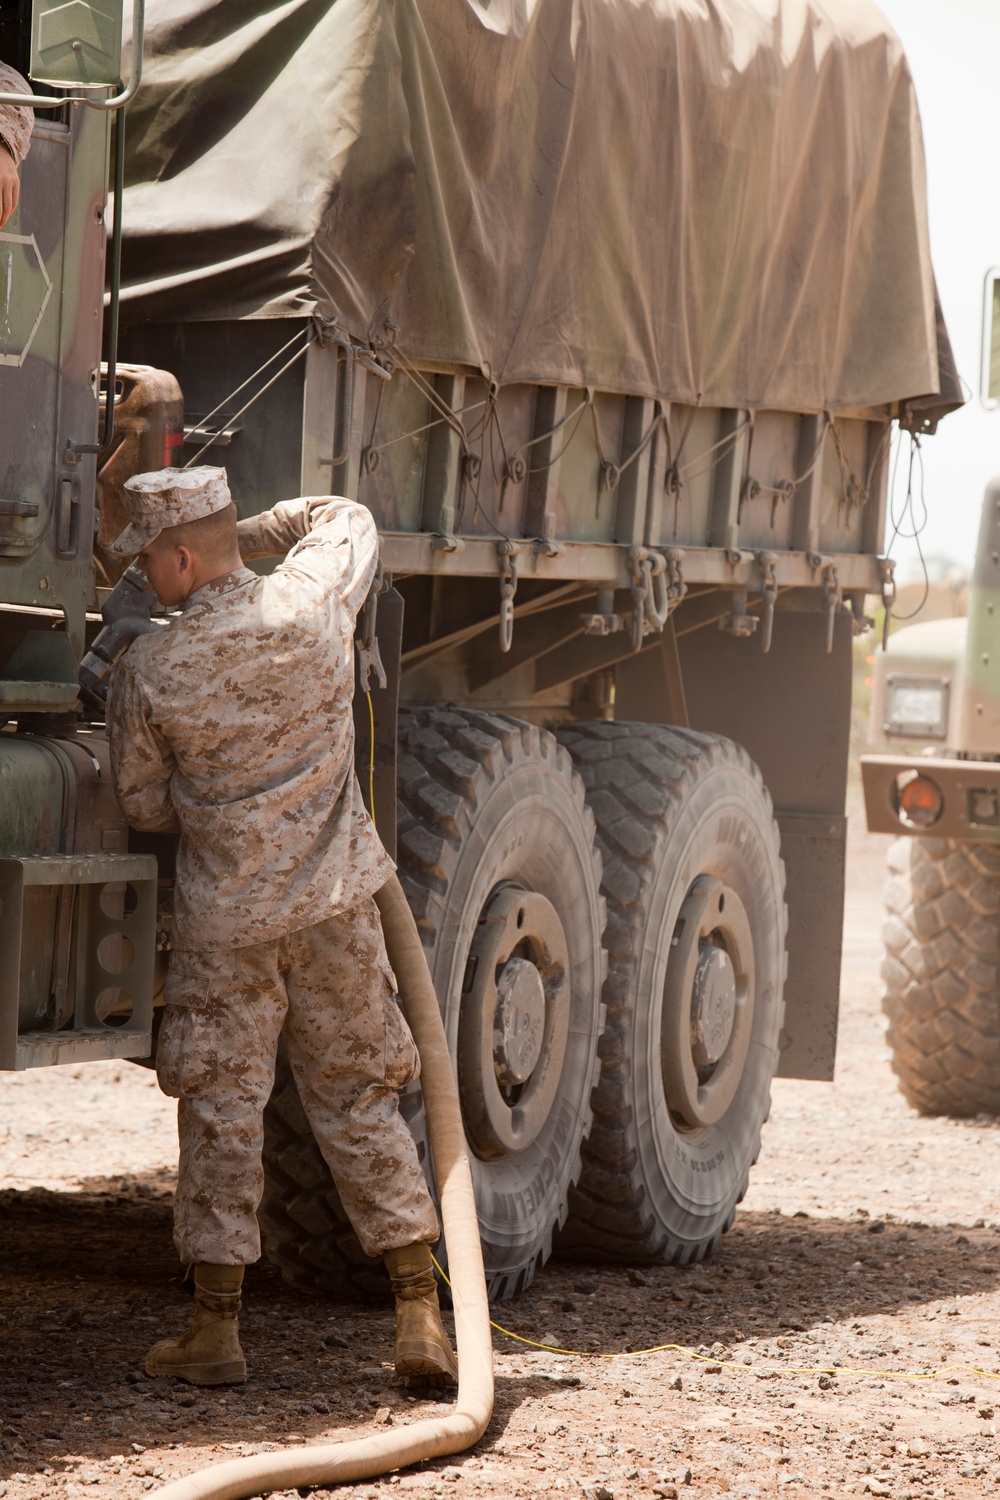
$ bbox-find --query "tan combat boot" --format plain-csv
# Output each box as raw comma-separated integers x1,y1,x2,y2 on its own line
145,1263,247,1385
384,1243,458,1388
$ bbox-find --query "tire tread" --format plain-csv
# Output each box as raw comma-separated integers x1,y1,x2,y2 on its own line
397,708,605,1300
557,722,786,1266
881,837,1000,1116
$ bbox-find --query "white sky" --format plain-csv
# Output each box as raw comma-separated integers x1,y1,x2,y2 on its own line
874,0,1000,581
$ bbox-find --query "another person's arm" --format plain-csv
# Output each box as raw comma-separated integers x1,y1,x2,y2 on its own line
0,63,33,230
237,496,378,624
106,653,181,833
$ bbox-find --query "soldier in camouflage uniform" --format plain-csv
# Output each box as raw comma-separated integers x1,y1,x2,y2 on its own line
107,466,456,1388
0,62,32,228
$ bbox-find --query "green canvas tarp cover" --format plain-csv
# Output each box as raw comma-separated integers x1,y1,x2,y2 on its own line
119,0,960,422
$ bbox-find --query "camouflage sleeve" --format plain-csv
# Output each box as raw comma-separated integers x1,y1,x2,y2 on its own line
0,64,33,166
106,655,180,834
237,497,358,557
239,497,379,624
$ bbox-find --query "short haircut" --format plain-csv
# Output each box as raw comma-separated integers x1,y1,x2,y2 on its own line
155,501,238,561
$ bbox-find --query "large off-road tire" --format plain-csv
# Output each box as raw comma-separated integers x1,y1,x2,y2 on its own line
397,708,606,1299
555,723,786,1264
881,837,1000,1117
260,708,606,1302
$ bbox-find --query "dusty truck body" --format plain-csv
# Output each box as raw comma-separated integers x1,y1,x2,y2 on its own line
0,0,960,1297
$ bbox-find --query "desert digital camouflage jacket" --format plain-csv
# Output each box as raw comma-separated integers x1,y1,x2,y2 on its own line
0,63,33,166
107,497,394,951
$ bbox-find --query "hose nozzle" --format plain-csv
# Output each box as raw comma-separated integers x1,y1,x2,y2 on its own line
78,563,161,711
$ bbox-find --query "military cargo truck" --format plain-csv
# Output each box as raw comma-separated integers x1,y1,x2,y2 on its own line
862,273,1000,1120
1,0,962,1300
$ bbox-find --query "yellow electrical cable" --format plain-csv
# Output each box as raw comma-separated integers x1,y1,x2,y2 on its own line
366,688,376,831
429,1254,1000,1384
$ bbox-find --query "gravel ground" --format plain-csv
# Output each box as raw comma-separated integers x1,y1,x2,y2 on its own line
1,795,999,1500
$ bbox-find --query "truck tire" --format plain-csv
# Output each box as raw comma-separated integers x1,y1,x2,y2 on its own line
881,837,1000,1116
260,708,606,1302
397,708,607,1299
555,723,786,1264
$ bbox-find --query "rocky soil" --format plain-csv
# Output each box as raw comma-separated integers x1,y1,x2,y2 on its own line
1,795,999,1500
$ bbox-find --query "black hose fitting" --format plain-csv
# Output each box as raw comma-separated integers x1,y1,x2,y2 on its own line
78,564,161,711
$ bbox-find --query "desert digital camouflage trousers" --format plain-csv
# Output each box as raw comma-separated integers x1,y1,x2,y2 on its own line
157,897,440,1264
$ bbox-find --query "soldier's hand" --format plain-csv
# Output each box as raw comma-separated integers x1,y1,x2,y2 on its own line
0,141,19,228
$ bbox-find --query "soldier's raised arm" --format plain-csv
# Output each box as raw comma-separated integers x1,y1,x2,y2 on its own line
237,496,379,624
0,62,32,229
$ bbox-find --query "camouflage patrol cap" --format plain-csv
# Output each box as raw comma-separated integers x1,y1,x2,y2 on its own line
109,466,232,557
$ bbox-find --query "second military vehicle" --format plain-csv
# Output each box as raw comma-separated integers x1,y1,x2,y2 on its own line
863,273,1000,1117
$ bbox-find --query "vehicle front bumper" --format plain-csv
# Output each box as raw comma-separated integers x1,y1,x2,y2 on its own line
861,754,1000,843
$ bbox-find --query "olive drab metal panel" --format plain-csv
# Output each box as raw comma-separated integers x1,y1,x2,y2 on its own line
958,477,1000,756
672,603,855,1082
980,270,1000,409
0,226,52,368
30,0,124,87
0,102,109,704
862,477,1000,847
0,851,156,1069
0,725,159,1070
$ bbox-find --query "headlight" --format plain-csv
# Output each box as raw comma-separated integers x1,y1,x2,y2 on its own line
894,770,944,829
884,675,949,739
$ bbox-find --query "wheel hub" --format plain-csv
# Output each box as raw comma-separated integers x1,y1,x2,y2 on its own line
690,945,736,1068
493,957,547,1086
661,875,755,1128
458,884,571,1158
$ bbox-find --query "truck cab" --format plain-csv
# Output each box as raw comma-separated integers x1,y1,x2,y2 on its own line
0,0,158,1070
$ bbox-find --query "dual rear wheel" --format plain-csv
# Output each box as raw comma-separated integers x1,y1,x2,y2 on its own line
557,723,785,1263
259,711,786,1297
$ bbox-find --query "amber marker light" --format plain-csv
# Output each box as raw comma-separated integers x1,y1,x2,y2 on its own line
895,771,944,829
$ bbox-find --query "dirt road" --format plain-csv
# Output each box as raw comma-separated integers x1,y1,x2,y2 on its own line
2,799,999,1500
